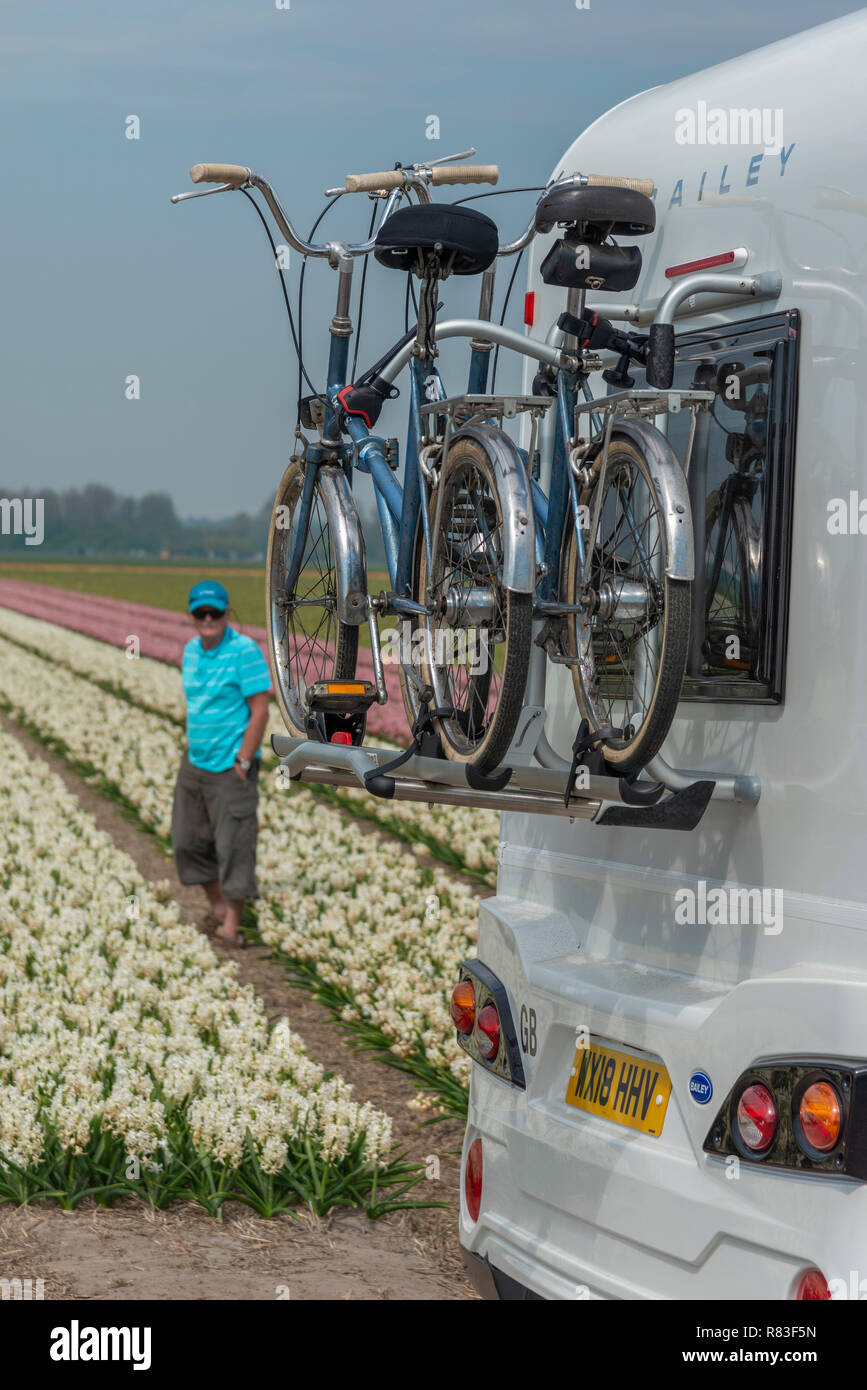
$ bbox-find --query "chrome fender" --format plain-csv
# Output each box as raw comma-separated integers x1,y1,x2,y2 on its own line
448,423,537,594
583,418,694,581
317,465,368,625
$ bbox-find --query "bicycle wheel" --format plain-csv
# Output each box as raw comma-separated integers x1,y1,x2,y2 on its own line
416,436,532,770
561,435,691,774
266,459,359,736
703,486,761,672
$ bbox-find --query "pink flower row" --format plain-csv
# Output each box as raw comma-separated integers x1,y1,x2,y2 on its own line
0,579,410,742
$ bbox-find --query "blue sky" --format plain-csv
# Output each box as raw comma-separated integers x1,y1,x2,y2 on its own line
1,0,861,517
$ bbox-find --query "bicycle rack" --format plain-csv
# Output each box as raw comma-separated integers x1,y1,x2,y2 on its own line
273,381,760,828
419,393,555,433
270,732,717,831
273,270,773,827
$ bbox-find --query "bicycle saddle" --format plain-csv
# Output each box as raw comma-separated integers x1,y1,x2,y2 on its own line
374,203,499,276
534,184,656,237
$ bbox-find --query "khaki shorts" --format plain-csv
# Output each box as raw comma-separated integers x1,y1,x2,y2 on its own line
171,752,260,901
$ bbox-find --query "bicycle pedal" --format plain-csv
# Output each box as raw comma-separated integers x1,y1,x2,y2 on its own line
306,680,379,713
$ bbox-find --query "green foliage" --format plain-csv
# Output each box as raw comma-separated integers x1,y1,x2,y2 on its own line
0,1112,425,1219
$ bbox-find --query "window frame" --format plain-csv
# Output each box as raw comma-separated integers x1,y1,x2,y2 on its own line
661,308,800,706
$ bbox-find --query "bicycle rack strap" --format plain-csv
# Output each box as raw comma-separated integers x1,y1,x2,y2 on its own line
362,704,453,799
595,779,715,831
565,720,666,809
361,705,515,800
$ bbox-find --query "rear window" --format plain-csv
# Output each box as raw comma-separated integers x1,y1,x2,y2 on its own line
644,309,799,704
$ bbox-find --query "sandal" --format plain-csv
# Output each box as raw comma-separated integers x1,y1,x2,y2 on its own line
215,927,247,948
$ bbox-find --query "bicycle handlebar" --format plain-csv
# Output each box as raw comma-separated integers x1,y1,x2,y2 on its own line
176,163,406,258
345,164,499,193
190,163,250,187
431,164,499,186
344,170,405,193
176,161,654,276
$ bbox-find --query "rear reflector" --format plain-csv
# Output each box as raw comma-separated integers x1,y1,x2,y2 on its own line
524,292,535,327
330,731,353,745
464,1137,483,1222
664,247,749,279
795,1269,831,1301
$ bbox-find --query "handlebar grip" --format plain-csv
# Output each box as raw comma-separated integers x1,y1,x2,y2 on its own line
646,323,675,389
190,163,249,187
345,170,406,193
430,164,499,186
585,173,655,197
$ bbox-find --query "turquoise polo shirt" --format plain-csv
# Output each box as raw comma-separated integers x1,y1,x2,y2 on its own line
181,626,272,773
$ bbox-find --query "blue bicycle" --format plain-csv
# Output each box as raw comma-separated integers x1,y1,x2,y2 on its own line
173,156,695,775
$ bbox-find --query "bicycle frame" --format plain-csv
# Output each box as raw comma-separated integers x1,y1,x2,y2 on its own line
340,355,445,599
287,257,568,619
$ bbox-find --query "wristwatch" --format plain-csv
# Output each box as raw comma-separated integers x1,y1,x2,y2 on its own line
235,756,252,771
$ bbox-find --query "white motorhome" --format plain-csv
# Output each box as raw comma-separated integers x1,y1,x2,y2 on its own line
459,10,867,1300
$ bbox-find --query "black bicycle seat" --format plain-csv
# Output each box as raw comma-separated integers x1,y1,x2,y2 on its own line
535,184,656,238
374,203,499,276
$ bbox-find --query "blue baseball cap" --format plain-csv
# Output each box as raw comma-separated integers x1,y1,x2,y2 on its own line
188,580,229,614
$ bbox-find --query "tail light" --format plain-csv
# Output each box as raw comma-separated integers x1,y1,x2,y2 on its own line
451,961,525,1089
797,1080,842,1154
705,1059,867,1179
450,979,475,1035
476,1003,500,1061
330,731,353,745
795,1269,831,1301
464,1137,483,1222
735,1083,777,1154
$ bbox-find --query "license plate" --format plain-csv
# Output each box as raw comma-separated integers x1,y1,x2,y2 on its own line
565,1040,672,1137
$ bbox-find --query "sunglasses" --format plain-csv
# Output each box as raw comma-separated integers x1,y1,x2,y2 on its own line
192,607,224,622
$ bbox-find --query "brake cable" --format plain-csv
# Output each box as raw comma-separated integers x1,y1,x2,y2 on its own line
239,187,318,398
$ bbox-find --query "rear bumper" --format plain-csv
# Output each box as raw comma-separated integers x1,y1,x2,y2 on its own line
461,1247,545,1301
459,893,867,1300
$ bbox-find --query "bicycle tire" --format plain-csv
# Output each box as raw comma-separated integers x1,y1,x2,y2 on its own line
561,435,691,775
416,436,533,771
265,458,359,736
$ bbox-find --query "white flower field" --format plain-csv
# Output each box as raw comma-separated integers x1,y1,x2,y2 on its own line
0,605,495,1224
0,727,416,1216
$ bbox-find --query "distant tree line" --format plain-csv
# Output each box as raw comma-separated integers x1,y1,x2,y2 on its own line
0,484,273,561
0,482,389,567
